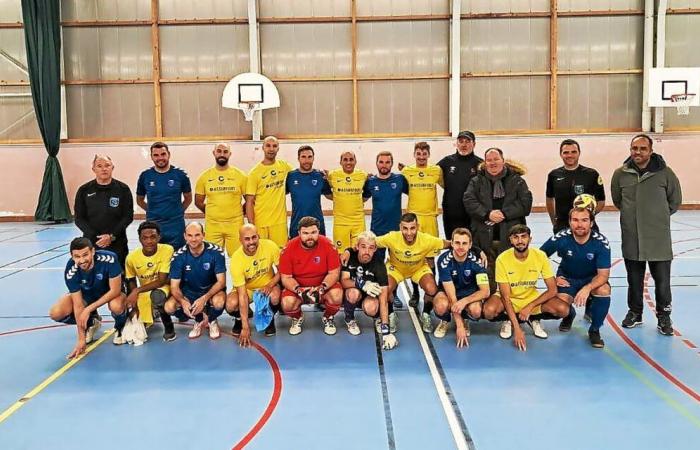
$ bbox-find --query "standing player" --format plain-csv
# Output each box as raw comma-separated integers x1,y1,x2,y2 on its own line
540,208,611,348
136,141,192,249
483,225,568,351
279,217,344,336
325,151,368,252
226,224,282,345
165,222,227,340
49,237,128,357
545,139,605,233
124,221,175,340
286,145,327,238
245,136,294,247
432,228,490,347
194,143,247,257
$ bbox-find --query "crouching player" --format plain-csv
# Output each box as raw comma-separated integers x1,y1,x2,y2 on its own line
432,228,490,347
49,237,128,358
340,231,398,350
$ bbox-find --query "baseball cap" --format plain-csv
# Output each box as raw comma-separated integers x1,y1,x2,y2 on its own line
457,130,475,141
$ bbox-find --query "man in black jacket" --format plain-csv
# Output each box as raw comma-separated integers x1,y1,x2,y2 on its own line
437,130,483,237
74,155,134,270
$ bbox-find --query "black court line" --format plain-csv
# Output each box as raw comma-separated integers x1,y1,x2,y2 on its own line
0,243,67,269
372,327,396,450
0,227,50,243
0,251,68,281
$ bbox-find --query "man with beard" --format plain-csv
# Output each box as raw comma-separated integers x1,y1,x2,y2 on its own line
541,208,611,348
437,131,483,237
325,151,368,253
286,145,327,238
49,237,128,358
194,143,247,256
246,136,294,247
483,225,567,351
226,224,281,345
136,142,192,249
279,216,343,336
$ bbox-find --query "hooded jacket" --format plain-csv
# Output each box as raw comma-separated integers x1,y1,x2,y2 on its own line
462,160,533,253
610,153,682,261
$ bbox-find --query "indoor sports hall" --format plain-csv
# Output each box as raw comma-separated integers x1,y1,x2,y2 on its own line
1,1,700,450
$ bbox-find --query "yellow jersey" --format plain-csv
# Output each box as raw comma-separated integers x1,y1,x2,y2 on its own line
195,166,247,222
246,159,294,226
495,248,554,310
125,243,174,291
230,239,280,290
327,168,368,225
402,164,443,216
376,230,444,274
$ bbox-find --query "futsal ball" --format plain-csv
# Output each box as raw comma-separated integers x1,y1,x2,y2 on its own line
573,193,597,213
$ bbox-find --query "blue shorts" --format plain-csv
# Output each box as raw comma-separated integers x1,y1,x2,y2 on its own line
557,276,594,298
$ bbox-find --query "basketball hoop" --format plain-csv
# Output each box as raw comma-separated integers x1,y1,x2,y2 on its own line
239,101,258,121
670,93,695,116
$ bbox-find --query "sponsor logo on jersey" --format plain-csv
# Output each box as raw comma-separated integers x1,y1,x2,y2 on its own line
168,179,175,187
574,184,584,195
464,269,471,277
147,262,154,268
345,177,351,183
203,262,211,270
313,256,321,264
586,253,594,260
109,197,119,207
87,192,96,197
419,172,425,178
312,179,318,186
96,273,103,280
390,182,397,189
218,176,224,182
271,170,277,177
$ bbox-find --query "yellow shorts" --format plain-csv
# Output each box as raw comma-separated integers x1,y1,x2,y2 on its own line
136,286,170,325
333,222,365,253
493,292,542,315
258,223,288,248
205,218,244,256
417,215,439,238
387,263,433,284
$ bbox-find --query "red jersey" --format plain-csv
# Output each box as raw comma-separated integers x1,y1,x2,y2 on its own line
279,236,340,287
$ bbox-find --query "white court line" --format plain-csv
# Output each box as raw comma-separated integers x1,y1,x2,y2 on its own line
399,282,471,450
0,267,63,271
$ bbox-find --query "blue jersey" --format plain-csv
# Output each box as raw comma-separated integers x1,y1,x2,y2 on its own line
170,242,226,300
540,229,611,280
437,250,488,298
363,173,408,236
64,250,121,304
286,169,328,237
136,166,191,225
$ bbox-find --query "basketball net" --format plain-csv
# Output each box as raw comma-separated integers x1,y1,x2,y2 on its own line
240,102,258,121
670,93,695,116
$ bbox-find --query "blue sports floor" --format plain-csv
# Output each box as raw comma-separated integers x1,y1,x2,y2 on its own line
1,212,700,449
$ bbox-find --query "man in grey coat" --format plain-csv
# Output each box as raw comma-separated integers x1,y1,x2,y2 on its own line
611,134,682,336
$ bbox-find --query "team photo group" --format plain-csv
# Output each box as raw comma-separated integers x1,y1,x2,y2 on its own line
49,131,682,358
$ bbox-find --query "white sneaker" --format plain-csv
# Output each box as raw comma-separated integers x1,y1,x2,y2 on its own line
208,320,221,340
85,316,101,344
433,320,449,338
499,321,512,339
529,320,548,339
289,314,304,336
322,316,337,335
112,330,125,345
464,319,471,337
389,312,398,333
188,321,204,339
345,319,361,336
421,312,433,333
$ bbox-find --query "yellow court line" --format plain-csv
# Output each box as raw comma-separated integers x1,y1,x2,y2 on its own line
0,329,114,424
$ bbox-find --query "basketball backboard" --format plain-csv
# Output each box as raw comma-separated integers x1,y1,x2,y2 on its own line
649,67,700,108
222,72,280,121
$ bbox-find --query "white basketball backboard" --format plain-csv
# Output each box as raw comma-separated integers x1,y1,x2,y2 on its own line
222,72,280,111
649,67,700,107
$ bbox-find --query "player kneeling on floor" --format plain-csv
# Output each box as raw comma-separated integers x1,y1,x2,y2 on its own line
340,231,398,350
279,216,343,336
49,237,128,358
433,228,490,348
226,224,282,347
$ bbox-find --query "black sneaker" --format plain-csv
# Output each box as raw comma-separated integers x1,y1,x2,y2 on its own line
264,320,277,337
559,310,576,332
588,330,605,348
232,318,242,337
621,311,643,328
657,315,674,336
162,327,177,342
409,292,420,308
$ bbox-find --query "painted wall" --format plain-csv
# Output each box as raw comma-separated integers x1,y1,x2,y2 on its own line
1,132,698,217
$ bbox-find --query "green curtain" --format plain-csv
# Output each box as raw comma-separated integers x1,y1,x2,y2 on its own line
22,0,71,222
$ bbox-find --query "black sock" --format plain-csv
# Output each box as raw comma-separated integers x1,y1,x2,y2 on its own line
270,302,280,315
343,300,356,321
411,281,420,298
423,301,434,315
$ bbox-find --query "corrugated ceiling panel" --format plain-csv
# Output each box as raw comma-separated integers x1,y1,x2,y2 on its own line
159,0,247,20
0,86,40,140
462,0,550,14
160,25,249,79
558,0,642,11
0,0,22,22
665,14,700,128
665,0,700,7
259,0,350,18
357,21,449,76
0,30,29,80
260,23,351,78
60,0,151,21
357,0,449,16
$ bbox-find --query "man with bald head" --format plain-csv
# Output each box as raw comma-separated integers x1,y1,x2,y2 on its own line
324,151,368,252
245,136,294,247
195,143,247,256
226,223,282,344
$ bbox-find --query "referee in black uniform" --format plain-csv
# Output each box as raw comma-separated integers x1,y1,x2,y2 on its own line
74,155,134,269
545,139,605,233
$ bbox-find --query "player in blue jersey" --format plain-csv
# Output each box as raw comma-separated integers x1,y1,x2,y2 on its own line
286,145,328,238
165,222,227,340
540,207,611,348
136,142,192,249
432,228,490,347
49,237,128,358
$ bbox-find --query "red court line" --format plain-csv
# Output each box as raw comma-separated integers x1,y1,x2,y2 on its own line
0,323,67,336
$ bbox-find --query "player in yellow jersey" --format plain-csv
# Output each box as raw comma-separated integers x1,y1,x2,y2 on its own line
124,221,176,341
194,143,247,256
375,213,450,333
245,136,294,247
225,224,281,345
324,151,368,252
483,224,569,351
